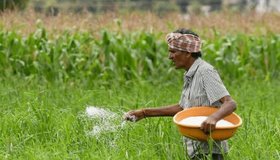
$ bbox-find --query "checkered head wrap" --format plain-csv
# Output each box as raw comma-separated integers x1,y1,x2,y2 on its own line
166,32,202,53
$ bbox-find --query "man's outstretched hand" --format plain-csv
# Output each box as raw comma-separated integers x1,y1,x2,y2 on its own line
123,109,146,122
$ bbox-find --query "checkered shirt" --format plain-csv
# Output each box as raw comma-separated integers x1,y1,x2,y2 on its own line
179,58,230,158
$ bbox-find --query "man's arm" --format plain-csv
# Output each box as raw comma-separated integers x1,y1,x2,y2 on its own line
124,104,183,122
200,95,237,134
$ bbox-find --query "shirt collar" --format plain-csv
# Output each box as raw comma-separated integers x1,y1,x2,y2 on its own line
185,58,203,79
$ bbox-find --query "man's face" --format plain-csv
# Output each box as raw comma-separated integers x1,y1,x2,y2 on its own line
168,47,190,69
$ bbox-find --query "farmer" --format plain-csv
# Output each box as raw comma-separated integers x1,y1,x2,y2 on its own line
123,28,236,160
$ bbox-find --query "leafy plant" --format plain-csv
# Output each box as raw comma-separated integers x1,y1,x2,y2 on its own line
0,0,29,11
0,27,279,84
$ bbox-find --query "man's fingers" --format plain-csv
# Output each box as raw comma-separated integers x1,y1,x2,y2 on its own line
204,123,210,133
200,122,204,130
200,122,207,133
201,122,215,134
123,112,137,122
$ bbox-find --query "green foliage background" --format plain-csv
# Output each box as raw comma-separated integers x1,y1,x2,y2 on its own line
1,11,280,159
0,0,29,11
1,24,280,85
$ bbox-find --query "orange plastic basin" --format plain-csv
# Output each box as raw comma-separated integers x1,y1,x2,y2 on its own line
173,106,242,141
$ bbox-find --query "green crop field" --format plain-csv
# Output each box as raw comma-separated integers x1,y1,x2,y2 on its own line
1,11,280,159
1,79,280,159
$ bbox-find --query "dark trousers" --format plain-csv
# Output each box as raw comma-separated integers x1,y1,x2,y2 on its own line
191,153,224,160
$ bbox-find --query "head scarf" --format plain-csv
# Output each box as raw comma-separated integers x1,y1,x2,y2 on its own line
166,32,202,53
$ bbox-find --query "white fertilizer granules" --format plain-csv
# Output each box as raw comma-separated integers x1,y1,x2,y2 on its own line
85,106,120,136
82,106,134,148
84,106,134,138
86,106,116,118
179,116,234,127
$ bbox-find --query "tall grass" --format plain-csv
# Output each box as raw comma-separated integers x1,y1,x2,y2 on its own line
228,80,280,159
1,10,280,159
0,79,279,159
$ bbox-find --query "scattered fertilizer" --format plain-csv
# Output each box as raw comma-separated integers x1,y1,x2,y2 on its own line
179,116,234,127
86,106,117,118
85,106,126,137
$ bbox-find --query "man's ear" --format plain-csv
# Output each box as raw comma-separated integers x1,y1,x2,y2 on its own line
184,52,192,58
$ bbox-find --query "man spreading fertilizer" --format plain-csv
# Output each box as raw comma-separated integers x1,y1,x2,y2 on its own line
124,28,237,160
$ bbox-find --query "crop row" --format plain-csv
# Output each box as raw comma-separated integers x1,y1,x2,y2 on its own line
0,26,279,84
